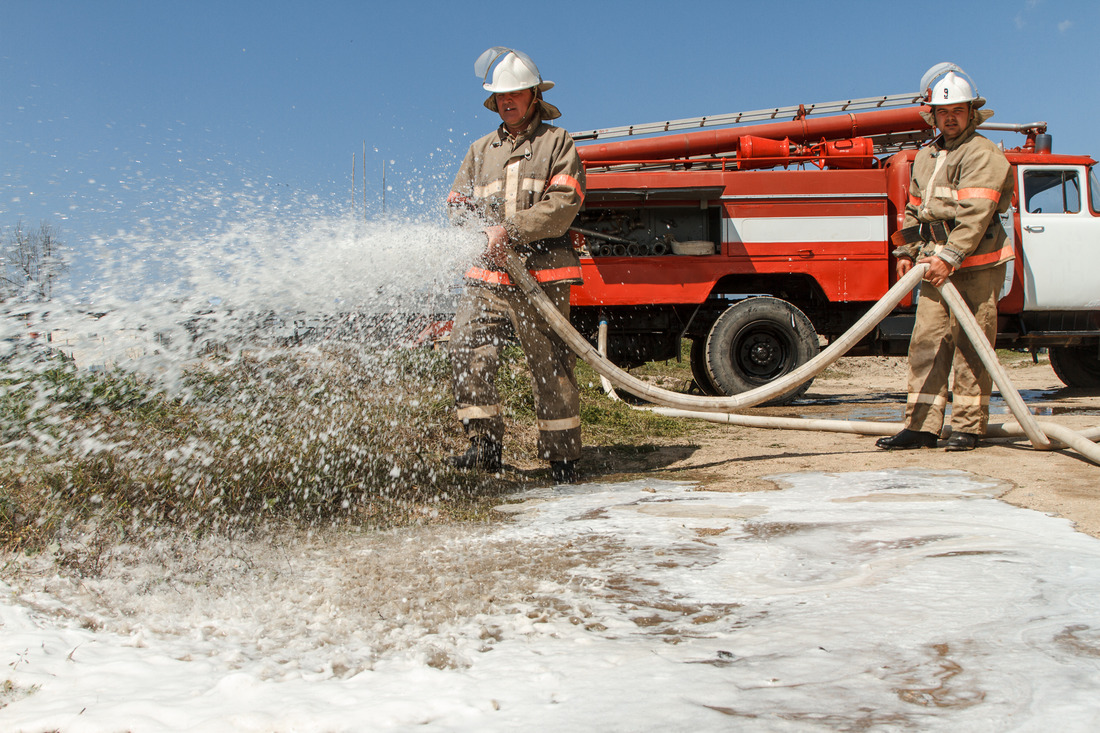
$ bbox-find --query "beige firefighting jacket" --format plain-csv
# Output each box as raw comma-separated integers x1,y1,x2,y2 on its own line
448,115,586,286
892,108,1014,271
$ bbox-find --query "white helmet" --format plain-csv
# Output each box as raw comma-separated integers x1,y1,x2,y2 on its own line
475,47,561,120
931,71,977,105
920,63,985,108
476,47,554,94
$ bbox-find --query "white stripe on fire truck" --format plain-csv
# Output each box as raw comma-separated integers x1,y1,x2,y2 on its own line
722,216,887,243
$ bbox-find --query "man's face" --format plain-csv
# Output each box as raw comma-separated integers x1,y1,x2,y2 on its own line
495,88,536,130
934,103,971,140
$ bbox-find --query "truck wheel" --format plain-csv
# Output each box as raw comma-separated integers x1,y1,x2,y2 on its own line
1049,345,1100,388
689,337,721,395
705,298,818,406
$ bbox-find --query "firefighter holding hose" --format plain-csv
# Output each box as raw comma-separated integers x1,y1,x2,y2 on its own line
445,47,586,483
877,65,1014,452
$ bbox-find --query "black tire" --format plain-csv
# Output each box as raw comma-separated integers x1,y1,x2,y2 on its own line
689,337,721,396
1049,345,1100,388
705,297,819,406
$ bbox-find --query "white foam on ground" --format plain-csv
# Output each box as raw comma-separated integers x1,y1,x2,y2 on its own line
2,469,1099,731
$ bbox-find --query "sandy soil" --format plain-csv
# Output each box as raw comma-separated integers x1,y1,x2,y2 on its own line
582,353,1100,539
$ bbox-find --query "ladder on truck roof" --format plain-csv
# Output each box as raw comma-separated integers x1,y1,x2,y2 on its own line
571,92,1047,172
571,92,925,142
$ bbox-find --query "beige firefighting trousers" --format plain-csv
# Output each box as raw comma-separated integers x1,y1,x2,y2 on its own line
450,281,581,462
904,264,1006,435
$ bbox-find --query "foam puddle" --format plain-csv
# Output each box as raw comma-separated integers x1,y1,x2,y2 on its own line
3,469,1099,731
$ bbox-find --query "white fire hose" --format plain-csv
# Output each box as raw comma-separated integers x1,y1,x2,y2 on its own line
502,252,1100,466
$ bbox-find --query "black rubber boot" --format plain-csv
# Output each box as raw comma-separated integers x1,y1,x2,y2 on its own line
875,429,938,450
550,459,577,484
944,432,980,452
448,436,502,471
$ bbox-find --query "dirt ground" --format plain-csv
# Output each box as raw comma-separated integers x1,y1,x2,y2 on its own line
591,353,1100,539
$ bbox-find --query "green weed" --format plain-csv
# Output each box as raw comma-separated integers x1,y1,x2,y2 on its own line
0,338,707,552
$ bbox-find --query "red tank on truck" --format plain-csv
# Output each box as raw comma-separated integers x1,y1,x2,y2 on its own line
565,92,1100,404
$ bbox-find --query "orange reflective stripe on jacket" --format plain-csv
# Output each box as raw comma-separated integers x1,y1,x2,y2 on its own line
465,267,510,285
549,174,585,204
534,266,582,282
956,187,1002,203
465,265,582,286
960,243,1014,269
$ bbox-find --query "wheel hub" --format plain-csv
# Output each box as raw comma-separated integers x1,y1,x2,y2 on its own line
739,332,786,379
748,338,778,367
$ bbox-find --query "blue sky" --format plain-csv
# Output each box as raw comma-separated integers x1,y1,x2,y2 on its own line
3,0,1098,251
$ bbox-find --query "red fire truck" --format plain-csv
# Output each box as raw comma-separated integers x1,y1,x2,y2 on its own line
567,93,1100,404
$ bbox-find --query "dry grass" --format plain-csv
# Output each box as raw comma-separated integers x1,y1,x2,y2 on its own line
1,346,496,551
0,341,702,552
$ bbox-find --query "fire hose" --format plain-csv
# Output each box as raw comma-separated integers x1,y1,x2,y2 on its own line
502,251,1100,466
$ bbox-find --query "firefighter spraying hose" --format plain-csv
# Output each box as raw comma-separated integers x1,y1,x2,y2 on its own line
501,251,1100,466
446,48,586,483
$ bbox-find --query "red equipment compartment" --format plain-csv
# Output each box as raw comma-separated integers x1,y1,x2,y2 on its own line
573,168,892,307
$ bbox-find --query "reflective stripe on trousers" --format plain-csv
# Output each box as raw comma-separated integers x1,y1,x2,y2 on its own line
904,264,1005,435
449,281,581,461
